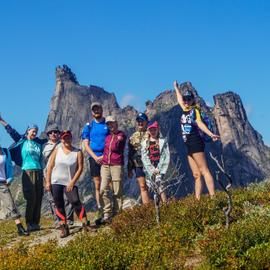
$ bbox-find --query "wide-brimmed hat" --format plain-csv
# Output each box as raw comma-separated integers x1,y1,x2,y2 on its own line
46,124,60,135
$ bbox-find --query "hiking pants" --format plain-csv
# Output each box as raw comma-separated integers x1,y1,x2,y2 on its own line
22,170,44,225
51,184,86,222
100,165,123,218
0,182,21,220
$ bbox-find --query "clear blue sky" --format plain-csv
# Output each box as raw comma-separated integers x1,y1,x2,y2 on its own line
0,0,269,146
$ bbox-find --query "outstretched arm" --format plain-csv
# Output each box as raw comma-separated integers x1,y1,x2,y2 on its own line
0,115,22,143
174,80,185,110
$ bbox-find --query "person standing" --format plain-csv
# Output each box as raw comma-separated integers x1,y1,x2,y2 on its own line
0,115,46,232
46,130,95,238
100,116,126,222
0,145,29,236
81,102,109,222
43,124,74,226
128,113,150,204
141,121,170,203
174,80,220,200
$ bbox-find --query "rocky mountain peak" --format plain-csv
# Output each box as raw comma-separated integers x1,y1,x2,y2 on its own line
56,65,78,84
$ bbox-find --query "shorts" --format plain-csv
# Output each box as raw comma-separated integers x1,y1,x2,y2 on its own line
134,167,146,178
185,135,205,156
89,157,101,177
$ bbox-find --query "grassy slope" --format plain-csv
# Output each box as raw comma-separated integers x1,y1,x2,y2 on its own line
1,180,270,269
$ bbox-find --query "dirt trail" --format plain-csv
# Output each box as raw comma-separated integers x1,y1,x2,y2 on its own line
4,221,98,249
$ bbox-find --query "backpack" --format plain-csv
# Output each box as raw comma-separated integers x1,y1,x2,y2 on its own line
191,108,215,142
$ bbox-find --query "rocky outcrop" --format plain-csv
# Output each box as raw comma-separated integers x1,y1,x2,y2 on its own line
44,65,270,201
213,92,270,185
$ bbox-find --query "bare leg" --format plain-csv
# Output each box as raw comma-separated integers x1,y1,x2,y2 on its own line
137,177,150,204
187,155,203,200
191,152,215,197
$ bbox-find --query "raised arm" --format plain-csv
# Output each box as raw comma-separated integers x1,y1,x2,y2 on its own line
0,115,22,143
174,80,185,110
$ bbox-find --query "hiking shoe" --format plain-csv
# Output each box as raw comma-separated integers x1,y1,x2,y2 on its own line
32,224,41,231
99,217,112,225
67,220,74,226
17,224,29,236
60,224,70,238
27,223,36,232
82,222,97,233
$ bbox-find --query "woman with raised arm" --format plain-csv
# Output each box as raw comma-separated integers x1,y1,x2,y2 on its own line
46,130,95,238
0,115,46,232
174,81,220,200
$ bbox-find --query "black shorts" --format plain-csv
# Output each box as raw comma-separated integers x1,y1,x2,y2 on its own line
89,157,101,177
185,135,205,156
134,167,146,178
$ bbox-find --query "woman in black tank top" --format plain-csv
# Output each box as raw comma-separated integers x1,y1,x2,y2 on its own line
174,81,220,200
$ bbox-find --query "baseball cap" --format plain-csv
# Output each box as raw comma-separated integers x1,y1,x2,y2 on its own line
27,124,39,131
105,116,116,123
136,112,148,122
91,102,102,111
60,130,72,139
147,121,159,129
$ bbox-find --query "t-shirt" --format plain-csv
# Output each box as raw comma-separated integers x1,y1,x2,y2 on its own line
21,140,42,170
81,119,109,156
181,106,202,143
149,140,160,168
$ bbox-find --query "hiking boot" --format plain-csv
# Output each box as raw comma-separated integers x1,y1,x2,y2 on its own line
67,220,74,226
17,224,29,236
82,221,97,233
60,224,70,238
27,223,36,232
32,224,41,231
99,216,112,225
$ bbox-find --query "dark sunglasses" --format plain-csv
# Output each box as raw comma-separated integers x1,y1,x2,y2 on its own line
48,130,60,135
183,96,194,102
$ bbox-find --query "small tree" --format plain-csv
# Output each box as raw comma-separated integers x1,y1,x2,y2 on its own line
209,152,233,229
147,158,185,225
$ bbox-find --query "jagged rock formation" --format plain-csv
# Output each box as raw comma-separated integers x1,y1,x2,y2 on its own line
44,65,270,201
213,92,270,185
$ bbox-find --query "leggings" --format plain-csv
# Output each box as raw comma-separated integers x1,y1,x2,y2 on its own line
51,184,86,222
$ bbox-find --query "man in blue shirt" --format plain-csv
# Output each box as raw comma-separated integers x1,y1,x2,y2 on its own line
82,102,109,222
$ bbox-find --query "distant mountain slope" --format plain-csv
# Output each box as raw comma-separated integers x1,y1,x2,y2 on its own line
44,65,270,198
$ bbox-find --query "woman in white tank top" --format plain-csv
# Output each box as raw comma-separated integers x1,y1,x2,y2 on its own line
46,130,96,238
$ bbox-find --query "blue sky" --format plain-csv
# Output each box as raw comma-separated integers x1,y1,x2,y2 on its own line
0,0,269,146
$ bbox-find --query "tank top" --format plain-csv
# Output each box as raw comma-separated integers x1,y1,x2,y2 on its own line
51,146,79,186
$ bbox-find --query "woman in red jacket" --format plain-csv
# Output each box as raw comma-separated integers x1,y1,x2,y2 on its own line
100,116,126,223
